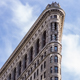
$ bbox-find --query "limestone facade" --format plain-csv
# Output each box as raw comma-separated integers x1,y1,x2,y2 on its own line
0,2,65,80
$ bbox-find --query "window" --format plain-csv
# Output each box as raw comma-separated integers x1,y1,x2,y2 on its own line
51,35,53,41
55,77,58,80
28,70,30,75
41,64,43,71
54,46,58,51
19,61,21,76
24,54,27,69
34,72,36,79
13,68,16,80
37,69,39,76
37,60,39,65
50,67,53,73
54,15,57,18
44,52,46,57
50,47,53,52
41,75,42,80
31,67,32,72
54,56,58,62
41,55,43,60
54,35,57,40
44,71,46,78
54,22,57,30
54,66,58,73
30,76,32,80
36,39,39,55
34,63,36,68
42,31,46,47
44,61,46,68
51,23,53,31
50,56,53,63
9,74,11,80
30,47,33,62
50,77,53,80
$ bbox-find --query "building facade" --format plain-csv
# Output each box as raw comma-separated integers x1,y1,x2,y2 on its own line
0,2,65,80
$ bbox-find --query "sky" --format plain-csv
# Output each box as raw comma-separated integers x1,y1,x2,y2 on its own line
0,0,80,80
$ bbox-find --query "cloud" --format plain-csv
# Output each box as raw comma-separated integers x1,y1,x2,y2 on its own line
62,34,80,78
0,0,38,68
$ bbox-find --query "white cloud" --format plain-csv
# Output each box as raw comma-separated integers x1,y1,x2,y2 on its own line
62,34,80,76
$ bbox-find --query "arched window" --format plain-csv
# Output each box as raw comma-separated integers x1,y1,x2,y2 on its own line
50,56,53,63
54,56,58,62
9,74,11,80
19,61,21,76
30,47,33,62
36,39,39,55
24,54,27,69
13,68,16,80
42,31,46,47
54,46,58,51
54,66,58,73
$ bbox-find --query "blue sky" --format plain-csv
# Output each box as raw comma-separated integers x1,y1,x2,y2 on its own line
0,0,80,80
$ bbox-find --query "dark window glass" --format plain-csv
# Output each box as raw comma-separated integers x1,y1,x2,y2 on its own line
54,35,57,40
54,15,57,18
30,76,32,80
54,22,57,30
28,70,30,76
44,52,46,57
55,77,58,80
54,56,58,62
37,69,39,76
31,67,32,72
13,68,16,80
41,55,43,60
44,71,46,78
54,66,58,73
36,39,39,55
9,74,11,80
34,63,36,68
19,61,21,76
24,54,27,69
41,64,43,71
34,72,36,79
51,35,53,41
42,31,46,47
50,67,52,73
30,47,33,62
41,75,42,80
50,47,53,52
51,23,53,31
54,46,58,51
44,61,46,68
50,56,53,63
37,60,39,65
50,77,53,80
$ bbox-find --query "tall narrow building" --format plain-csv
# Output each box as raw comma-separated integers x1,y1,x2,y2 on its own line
0,2,65,80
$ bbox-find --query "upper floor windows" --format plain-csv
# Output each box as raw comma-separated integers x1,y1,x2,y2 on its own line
54,46,58,51
54,15,57,18
44,61,46,68
36,39,39,55
50,67,53,73
13,68,16,80
30,47,33,63
54,22,57,30
54,66,58,73
54,56,58,63
55,77,58,80
51,22,57,31
44,71,46,78
9,74,11,80
50,77,53,80
18,61,21,76
42,31,46,47
50,56,53,63
24,54,27,69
